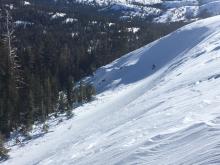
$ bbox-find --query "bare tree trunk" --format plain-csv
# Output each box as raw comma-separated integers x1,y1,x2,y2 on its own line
3,10,24,89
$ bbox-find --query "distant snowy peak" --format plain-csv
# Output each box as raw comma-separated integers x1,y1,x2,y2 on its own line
75,0,162,6
156,0,220,23
75,0,220,22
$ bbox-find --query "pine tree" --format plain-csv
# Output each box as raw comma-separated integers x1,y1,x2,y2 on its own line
3,10,24,89
58,92,68,113
0,10,21,137
42,123,49,133
85,84,96,102
0,134,9,161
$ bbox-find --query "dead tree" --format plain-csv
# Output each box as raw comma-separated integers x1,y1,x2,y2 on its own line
2,10,24,89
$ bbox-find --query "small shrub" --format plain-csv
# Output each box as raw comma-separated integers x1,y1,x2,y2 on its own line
57,119,63,124
54,112,58,118
66,110,74,119
15,138,21,144
20,125,32,141
42,123,49,133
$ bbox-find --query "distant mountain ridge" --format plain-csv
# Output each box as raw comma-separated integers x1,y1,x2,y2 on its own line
74,0,220,22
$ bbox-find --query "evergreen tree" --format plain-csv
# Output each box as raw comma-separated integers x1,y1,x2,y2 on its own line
0,10,20,137
0,134,9,161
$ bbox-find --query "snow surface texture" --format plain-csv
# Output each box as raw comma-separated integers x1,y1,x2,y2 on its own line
3,15,220,165
75,0,220,22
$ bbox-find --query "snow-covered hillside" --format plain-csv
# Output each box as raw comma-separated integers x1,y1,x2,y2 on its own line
3,15,220,165
75,0,220,22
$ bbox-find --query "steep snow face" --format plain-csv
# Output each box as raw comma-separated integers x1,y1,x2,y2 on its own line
75,0,220,22
3,16,220,165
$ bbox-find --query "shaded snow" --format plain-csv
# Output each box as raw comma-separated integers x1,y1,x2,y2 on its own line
3,15,220,165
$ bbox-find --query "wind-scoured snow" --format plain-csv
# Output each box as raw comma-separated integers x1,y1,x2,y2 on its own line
3,15,220,165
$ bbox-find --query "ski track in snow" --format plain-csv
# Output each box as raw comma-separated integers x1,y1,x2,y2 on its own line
2,15,220,165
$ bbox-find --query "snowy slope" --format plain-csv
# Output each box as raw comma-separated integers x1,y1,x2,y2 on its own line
3,15,220,165
74,0,220,22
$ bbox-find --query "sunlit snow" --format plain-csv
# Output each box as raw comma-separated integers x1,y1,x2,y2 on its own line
3,15,220,165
